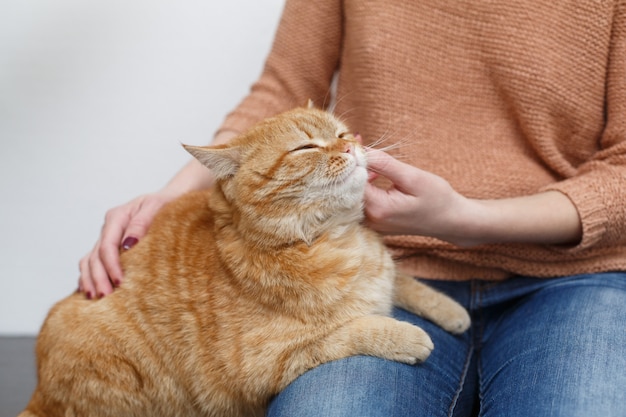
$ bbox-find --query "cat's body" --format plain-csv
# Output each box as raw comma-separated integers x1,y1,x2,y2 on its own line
20,106,470,417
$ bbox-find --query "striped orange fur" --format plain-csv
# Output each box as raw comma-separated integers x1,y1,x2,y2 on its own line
20,105,470,417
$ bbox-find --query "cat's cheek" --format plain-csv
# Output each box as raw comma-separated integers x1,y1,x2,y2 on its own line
354,147,367,168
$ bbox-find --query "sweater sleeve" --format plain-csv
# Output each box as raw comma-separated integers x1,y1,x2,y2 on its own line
542,1,626,251
216,0,343,136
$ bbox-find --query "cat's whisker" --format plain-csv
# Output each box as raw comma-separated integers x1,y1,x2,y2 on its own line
364,126,423,163
367,130,393,149
371,142,411,158
328,90,355,115
335,107,356,123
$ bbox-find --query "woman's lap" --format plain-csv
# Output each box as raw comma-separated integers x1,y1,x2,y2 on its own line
267,273,626,417
267,307,477,417
478,273,626,417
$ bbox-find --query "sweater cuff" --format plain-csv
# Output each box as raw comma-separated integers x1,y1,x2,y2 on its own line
541,177,608,252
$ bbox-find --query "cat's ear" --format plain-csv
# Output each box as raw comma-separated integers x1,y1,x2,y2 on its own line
306,99,315,109
182,144,241,179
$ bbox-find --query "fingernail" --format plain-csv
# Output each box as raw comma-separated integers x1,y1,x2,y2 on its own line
122,237,138,250
113,279,121,287
86,291,93,300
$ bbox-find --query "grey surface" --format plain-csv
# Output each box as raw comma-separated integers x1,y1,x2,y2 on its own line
0,337,36,417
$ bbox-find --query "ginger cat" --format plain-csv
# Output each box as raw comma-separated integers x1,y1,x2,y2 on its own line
20,104,470,417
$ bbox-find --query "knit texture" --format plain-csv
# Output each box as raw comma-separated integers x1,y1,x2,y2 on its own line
218,0,626,280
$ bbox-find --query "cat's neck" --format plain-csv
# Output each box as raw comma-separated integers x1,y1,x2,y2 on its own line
207,184,377,318
210,183,364,248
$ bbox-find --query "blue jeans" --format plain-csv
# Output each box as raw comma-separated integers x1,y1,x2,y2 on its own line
267,273,626,417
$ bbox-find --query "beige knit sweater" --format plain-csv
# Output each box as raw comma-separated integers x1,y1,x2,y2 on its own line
218,0,626,280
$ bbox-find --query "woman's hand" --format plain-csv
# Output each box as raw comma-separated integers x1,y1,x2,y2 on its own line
363,148,582,247
78,191,177,299
77,131,237,298
363,148,479,245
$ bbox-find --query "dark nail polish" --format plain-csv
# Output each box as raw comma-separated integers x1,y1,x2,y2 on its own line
113,279,121,287
122,237,138,250
86,291,93,300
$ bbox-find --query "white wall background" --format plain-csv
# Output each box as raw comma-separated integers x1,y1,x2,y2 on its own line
0,0,285,335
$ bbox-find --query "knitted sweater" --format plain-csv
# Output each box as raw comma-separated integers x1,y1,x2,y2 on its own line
217,0,626,280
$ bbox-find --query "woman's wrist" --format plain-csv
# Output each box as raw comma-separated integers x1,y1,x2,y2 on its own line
159,158,215,198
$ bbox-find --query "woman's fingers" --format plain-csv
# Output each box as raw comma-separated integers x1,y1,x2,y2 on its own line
78,241,113,299
77,193,173,298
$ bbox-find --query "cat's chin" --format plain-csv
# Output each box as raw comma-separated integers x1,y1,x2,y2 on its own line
327,167,367,215
335,165,368,191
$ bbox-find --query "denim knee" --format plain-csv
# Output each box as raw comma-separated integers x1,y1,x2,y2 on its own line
479,273,626,417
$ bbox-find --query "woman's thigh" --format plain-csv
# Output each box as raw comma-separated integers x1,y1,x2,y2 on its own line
479,273,626,417
267,306,477,417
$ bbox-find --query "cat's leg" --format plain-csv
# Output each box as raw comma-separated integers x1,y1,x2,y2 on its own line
327,315,434,364
393,273,470,334
277,316,433,391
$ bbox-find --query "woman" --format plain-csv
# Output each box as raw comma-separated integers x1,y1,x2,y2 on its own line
79,1,626,415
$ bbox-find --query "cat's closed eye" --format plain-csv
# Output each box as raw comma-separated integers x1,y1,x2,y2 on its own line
291,143,320,152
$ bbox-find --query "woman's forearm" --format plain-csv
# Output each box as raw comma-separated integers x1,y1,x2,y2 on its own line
455,191,583,247
364,149,583,248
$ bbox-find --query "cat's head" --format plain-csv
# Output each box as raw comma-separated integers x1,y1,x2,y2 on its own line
183,105,368,246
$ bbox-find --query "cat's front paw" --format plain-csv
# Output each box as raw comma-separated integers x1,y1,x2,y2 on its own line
439,303,471,335
388,322,434,365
